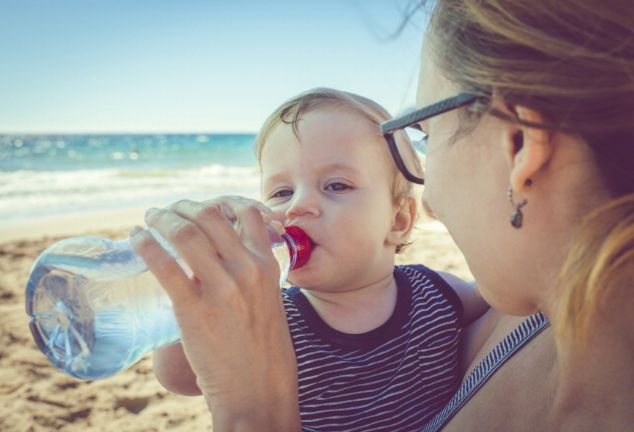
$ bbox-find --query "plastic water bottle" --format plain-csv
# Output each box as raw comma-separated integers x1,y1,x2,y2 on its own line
25,225,312,380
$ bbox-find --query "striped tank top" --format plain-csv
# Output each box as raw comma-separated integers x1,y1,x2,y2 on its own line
282,264,464,432
421,312,550,432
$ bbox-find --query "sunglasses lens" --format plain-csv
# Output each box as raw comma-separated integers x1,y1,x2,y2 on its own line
404,127,427,144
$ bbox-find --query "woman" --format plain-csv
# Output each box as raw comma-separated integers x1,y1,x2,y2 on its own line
131,0,634,430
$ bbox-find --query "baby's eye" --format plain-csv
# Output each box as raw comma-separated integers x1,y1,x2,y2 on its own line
325,182,352,192
270,189,293,199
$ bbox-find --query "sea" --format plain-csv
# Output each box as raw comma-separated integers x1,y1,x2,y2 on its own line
0,134,260,225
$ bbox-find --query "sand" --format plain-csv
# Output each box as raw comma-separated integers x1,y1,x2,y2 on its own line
0,215,471,432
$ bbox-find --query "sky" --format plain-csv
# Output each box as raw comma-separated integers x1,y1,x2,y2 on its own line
0,0,427,134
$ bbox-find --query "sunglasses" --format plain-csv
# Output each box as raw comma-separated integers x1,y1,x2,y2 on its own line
380,92,481,185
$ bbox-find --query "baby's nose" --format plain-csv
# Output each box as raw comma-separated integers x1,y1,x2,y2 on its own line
285,191,320,219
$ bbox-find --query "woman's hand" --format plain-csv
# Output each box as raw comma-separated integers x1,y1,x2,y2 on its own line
130,197,300,431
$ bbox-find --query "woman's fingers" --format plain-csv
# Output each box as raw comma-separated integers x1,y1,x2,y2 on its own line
215,195,276,220
131,197,300,430
129,226,199,309
165,199,249,265
144,205,239,301
136,196,282,308
232,200,275,257
164,198,279,288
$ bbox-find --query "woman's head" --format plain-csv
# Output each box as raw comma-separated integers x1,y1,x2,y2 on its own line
414,0,633,335
426,0,634,196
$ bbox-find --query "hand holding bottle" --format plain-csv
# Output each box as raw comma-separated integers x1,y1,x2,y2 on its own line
130,197,301,431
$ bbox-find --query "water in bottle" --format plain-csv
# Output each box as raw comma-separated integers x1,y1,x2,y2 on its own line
25,225,312,380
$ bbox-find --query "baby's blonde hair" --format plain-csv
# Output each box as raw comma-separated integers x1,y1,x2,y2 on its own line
254,87,422,252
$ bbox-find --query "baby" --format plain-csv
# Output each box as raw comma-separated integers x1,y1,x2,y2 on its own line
153,88,488,431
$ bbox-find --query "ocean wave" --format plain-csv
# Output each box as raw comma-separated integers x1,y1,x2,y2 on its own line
0,164,261,223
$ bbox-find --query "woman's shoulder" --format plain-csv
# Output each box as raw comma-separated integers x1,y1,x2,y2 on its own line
461,309,525,374
423,311,554,432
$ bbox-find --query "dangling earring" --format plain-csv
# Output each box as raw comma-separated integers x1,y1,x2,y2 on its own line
507,186,528,229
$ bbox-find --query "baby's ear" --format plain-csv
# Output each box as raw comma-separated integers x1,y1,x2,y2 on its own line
386,196,417,248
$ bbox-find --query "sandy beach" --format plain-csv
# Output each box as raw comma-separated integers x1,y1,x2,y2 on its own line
0,215,471,432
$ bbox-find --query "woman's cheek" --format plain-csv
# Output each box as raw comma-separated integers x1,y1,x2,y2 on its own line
421,155,443,215
421,181,443,221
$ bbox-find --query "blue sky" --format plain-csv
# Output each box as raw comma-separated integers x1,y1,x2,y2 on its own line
0,0,426,133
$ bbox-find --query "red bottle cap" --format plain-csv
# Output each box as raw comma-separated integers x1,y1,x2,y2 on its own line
283,226,312,270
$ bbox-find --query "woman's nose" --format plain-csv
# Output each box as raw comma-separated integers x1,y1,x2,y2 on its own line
285,189,320,220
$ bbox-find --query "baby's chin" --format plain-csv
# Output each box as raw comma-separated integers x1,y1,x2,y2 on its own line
285,272,308,289
286,271,321,291
286,274,345,294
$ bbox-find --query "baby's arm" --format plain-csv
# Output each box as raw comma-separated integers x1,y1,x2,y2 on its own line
437,271,489,325
153,343,202,396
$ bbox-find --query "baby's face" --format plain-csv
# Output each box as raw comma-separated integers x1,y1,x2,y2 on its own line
259,108,398,292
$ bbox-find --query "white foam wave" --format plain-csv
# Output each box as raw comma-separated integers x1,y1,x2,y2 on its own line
0,164,261,224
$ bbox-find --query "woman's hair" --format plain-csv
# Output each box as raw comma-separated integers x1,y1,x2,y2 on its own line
557,195,634,342
254,87,423,252
424,0,634,340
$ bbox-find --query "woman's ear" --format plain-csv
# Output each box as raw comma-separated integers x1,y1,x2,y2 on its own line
503,105,555,193
386,196,417,247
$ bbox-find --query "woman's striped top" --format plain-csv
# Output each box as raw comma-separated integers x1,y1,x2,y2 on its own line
282,264,464,432
421,312,550,432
